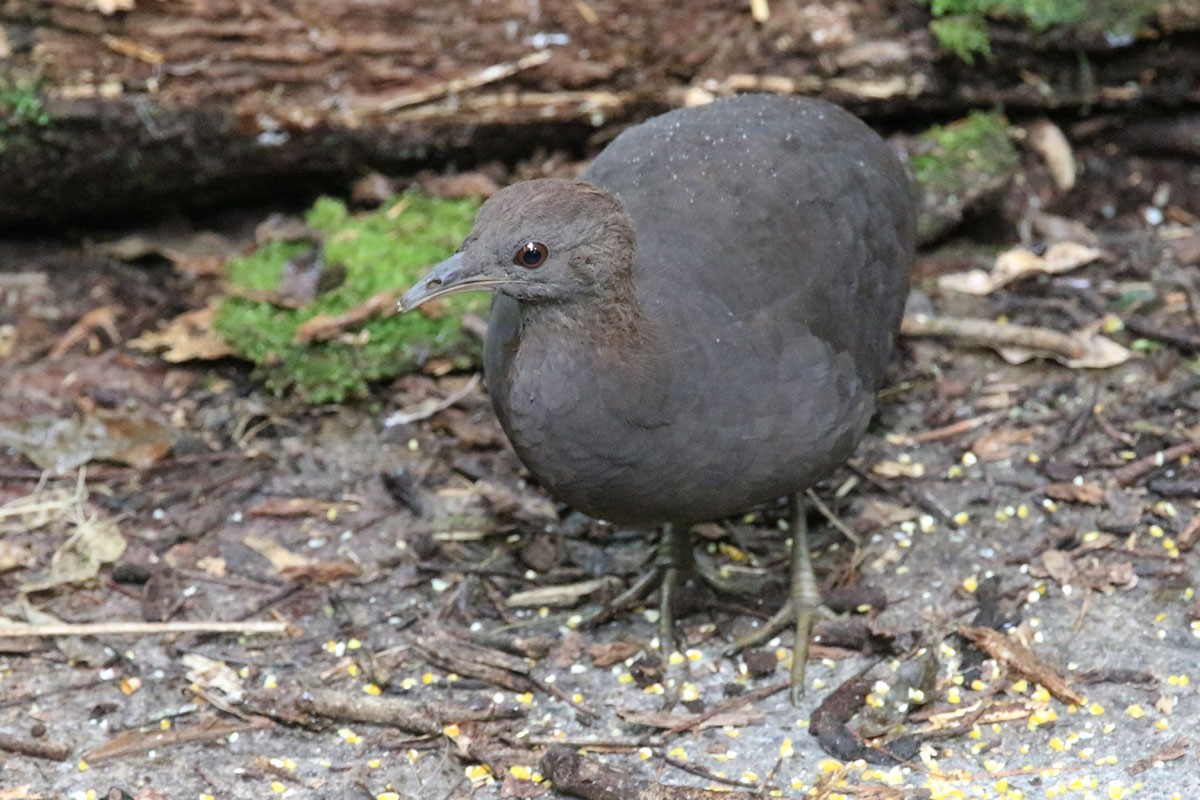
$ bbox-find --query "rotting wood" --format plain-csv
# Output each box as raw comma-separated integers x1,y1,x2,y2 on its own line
0,731,71,762
3,0,1200,224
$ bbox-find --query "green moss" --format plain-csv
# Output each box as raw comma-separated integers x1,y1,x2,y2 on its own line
216,194,487,403
911,111,1018,196
0,76,50,154
0,78,49,127
929,17,993,63
927,0,1157,62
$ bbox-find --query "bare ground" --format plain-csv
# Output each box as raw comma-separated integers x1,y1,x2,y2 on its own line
0,143,1199,800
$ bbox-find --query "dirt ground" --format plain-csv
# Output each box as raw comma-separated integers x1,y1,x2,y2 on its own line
1,138,1199,800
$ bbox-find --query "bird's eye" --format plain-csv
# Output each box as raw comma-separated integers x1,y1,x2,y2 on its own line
514,241,549,269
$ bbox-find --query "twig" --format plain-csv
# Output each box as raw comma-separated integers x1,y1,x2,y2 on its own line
1178,514,1200,553
654,681,787,743
385,374,482,427
902,314,1087,360
0,731,71,761
0,620,290,638
298,688,520,735
662,753,764,790
388,89,627,123
1113,439,1200,487
1123,315,1200,354
84,716,272,762
48,305,121,359
959,625,1083,705
377,51,553,113
805,489,861,546
292,289,401,344
895,411,1005,445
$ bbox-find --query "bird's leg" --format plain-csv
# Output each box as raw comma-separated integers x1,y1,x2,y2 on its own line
586,523,690,655
724,493,819,704
787,492,820,704
655,523,689,652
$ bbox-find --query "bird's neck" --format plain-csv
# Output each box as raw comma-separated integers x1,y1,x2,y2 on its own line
523,273,656,367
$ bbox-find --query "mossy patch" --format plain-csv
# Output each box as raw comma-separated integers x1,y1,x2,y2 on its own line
910,111,1020,241
911,111,1017,196
216,194,487,404
0,78,49,128
927,0,1158,62
0,76,50,154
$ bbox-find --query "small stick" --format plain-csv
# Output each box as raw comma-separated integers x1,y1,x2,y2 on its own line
901,314,1086,360
385,374,482,427
293,289,400,343
0,731,71,761
377,51,552,112
298,688,520,734
389,89,626,122
1113,439,1200,487
85,717,271,762
899,411,1005,445
0,620,289,638
48,305,121,359
805,488,861,546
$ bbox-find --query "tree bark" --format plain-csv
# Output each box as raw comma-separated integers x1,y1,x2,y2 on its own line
2,0,1199,226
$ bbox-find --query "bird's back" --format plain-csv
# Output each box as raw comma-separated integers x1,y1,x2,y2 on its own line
583,94,914,394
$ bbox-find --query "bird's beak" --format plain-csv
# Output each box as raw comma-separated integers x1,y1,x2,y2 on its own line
397,252,511,312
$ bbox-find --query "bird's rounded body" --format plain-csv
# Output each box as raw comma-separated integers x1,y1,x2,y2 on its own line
479,95,915,526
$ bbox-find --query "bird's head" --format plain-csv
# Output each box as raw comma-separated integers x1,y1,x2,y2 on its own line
398,179,636,312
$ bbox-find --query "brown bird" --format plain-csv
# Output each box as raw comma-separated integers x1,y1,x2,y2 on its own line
400,94,915,702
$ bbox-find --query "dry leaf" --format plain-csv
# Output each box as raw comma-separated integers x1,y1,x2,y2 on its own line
1127,737,1190,777
588,640,642,668
384,373,481,426
129,306,234,362
182,653,245,701
1041,550,1076,586
22,514,127,592
871,460,925,478
280,559,363,582
416,170,501,199
970,426,1036,461
938,242,1103,295
0,540,35,572
854,499,921,532
1026,119,1076,191
1031,211,1099,246
997,330,1132,369
243,534,310,572
96,230,235,276
195,556,227,577
959,625,1083,705
1042,481,1108,505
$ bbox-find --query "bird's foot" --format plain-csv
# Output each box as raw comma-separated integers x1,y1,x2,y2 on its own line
581,523,691,658
723,493,822,705
724,598,830,704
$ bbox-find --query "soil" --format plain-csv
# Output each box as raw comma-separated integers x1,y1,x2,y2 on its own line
0,141,1199,800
